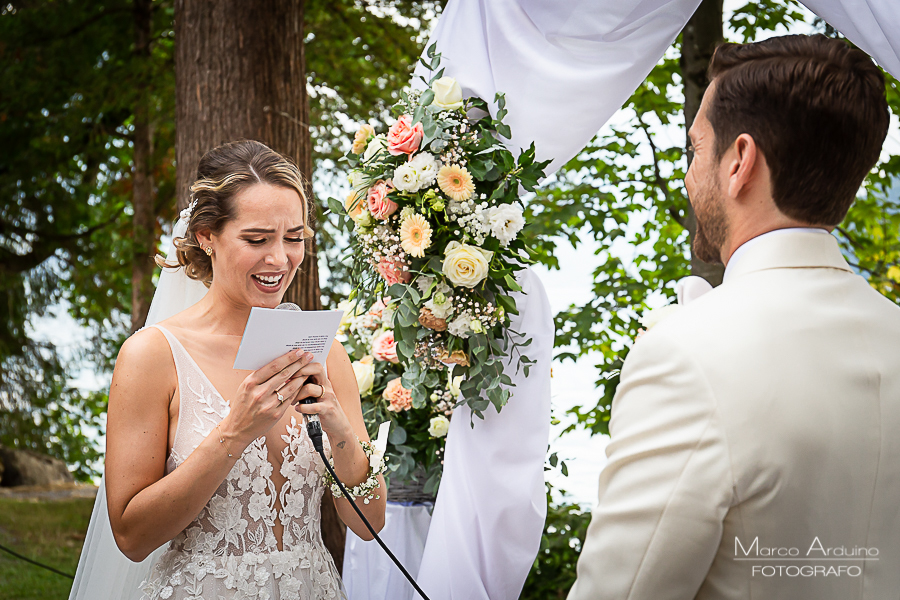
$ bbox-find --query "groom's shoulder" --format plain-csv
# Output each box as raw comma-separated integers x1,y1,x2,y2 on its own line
641,269,900,358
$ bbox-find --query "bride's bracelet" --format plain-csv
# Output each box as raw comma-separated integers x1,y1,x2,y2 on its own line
322,437,386,504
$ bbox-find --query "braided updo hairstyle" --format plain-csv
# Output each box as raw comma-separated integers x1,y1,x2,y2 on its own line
156,140,314,286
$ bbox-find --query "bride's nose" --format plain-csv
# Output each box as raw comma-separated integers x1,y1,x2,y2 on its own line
264,241,288,266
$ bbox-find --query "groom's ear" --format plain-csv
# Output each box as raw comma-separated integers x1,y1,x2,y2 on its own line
725,133,761,200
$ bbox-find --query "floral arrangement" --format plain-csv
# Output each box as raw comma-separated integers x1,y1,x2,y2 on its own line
336,298,456,490
328,44,549,491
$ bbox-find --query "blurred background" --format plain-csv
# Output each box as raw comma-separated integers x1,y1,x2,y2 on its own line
1,1,897,598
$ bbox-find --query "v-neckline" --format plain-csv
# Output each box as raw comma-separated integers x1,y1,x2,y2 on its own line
154,323,233,406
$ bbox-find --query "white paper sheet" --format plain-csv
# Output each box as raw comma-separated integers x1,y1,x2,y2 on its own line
232,308,344,370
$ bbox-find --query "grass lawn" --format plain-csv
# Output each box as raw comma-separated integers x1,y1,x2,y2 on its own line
0,497,94,600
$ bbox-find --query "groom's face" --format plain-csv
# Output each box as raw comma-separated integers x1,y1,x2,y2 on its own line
685,83,729,265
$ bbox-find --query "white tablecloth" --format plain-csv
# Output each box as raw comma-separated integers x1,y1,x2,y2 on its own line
343,502,433,600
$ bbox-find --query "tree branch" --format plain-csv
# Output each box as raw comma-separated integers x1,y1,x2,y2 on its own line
636,114,687,230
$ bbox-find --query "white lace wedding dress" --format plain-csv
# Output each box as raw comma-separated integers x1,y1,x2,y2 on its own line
137,324,346,600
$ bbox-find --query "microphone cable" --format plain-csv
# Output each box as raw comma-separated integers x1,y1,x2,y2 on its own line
300,400,432,600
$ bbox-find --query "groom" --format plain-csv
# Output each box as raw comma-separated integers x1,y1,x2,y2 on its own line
568,34,899,599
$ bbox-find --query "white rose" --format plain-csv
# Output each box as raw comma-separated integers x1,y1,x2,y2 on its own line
639,304,682,330
363,134,387,161
392,162,421,192
352,360,375,396
337,299,358,332
448,374,463,399
442,241,493,288
428,415,451,438
410,152,440,187
487,204,525,247
431,77,463,110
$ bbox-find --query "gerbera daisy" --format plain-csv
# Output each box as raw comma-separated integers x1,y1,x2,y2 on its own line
399,213,433,258
437,164,475,202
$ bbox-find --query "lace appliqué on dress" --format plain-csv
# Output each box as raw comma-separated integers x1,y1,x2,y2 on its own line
138,325,343,600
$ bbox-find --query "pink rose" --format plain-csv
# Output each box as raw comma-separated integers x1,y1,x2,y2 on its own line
372,330,399,364
376,257,411,285
367,180,398,220
387,115,424,156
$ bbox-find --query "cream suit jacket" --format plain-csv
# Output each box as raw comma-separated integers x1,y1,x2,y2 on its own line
568,229,900,599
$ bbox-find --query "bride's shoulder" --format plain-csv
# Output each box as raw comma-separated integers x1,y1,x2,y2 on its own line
116,325,172,371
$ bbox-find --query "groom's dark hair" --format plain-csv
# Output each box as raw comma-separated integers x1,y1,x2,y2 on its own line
707,34,889,226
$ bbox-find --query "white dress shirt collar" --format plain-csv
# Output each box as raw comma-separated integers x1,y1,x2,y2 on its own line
722,227,832,283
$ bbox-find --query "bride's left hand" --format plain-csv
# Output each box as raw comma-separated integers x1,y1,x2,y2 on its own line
290,361,353,437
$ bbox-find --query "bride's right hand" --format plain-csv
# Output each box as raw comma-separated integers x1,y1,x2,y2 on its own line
218,349,314,448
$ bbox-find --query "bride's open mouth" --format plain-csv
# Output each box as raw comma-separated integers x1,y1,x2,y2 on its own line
251,272,285,291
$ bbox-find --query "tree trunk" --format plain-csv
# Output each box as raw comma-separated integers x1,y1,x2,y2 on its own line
681,0,725,287
131,0,155,333
174,0,342,571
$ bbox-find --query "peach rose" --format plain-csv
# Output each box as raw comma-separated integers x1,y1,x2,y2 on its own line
372,330,399,364
387,115,424,156
344,191,366,220
383,377,413,412
376,257,411,285
367,180,398,220
351,124,375,154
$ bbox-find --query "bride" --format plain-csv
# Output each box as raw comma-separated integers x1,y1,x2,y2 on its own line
101,139,385,599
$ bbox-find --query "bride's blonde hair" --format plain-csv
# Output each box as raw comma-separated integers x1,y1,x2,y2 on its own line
156,140,314,286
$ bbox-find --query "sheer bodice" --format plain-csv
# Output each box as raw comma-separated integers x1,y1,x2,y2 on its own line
138,324,345,600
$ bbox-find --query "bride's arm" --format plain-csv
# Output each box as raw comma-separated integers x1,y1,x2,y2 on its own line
294,340,387,540
105,327,313,562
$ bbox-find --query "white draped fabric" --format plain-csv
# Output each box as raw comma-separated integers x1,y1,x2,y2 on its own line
343,503,433,600
420,0,899,182
415,268,554,600
416,0,703,175
801,0,900,77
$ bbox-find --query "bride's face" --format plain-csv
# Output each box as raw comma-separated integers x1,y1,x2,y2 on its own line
205,183,307,308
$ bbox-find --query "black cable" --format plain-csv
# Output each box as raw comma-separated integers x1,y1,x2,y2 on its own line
305,418,432,600
0,542,75,579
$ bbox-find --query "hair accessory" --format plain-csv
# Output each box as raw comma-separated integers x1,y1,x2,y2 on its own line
180,198,198,222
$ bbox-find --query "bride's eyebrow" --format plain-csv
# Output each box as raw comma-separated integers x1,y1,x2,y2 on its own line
240,225,305,234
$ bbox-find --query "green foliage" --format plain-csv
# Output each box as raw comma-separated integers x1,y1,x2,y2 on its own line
520,484,590,599
0,497,95,599
0,0,176,475
525,0,900,438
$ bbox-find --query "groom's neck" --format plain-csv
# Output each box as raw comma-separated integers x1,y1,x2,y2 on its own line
720,203,832,266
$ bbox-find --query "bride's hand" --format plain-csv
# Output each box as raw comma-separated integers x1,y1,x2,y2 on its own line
292,361,354,439
219,349,314,448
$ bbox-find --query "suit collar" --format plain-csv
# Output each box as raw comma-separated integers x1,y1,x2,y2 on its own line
722,228,853,283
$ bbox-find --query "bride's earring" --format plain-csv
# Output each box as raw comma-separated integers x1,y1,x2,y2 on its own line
204,245,213,256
